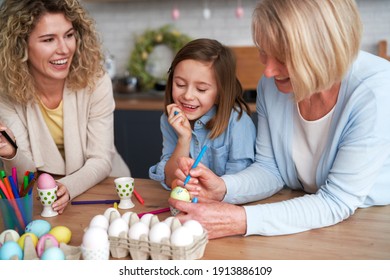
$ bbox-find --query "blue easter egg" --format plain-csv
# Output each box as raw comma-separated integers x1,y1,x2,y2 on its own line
0,241,23,260
25,219,51,238
40,247,65,260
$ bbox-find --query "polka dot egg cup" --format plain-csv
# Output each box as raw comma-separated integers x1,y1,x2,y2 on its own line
38,186,58,217
114,177,134,209
81,242,109,260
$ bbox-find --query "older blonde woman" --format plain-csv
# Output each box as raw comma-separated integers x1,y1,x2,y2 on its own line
0,0,130,214
170,0,390,239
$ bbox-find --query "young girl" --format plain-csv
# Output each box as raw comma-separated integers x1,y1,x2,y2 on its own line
149,38,256,190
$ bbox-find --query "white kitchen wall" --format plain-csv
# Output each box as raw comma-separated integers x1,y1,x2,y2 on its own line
82,0,390,75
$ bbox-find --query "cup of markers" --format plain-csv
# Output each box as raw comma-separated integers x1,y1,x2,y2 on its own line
0,169,37,234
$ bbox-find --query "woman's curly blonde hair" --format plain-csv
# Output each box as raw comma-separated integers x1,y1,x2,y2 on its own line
0,0,104,105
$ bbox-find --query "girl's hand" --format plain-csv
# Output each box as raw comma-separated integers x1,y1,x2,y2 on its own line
52,182,70,214
0,125,17,159
166,104,192,141
168,197,247,239
174,156,227,201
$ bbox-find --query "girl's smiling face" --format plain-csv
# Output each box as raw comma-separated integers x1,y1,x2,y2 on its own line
27,12,76,84
172,59,218,121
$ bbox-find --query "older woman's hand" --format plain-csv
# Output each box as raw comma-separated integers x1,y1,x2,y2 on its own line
169,197,247,239
174,156,227,201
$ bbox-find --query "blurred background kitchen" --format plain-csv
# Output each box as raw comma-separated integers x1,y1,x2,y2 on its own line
83,0,390,76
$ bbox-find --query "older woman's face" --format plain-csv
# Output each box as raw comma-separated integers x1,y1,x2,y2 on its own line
259,50,292,93
27,13,76,85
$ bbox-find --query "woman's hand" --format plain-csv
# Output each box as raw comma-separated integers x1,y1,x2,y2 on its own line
174,156,227,201
52,182,70,214
166,104,192,142
169,196,247,239
0,125,17,159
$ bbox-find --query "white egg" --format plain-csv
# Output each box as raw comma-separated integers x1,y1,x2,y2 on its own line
140,213,154,226
82,227,109,249
108,217,128,237
183,220,204,237
163,216,175,227
121,211,134,225
170,226,194,247
149,222,171,243
103,207,120,221
89,214,109,230
128,222,149,240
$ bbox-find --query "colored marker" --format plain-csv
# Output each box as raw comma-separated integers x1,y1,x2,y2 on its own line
71,199,120,205
8,176,19,199
2,177,26,229
1,130,18,150
0,170,5,182
137,207,170,218
0,186,6,199
27,171,36,195
183,145,208,186
174,111,179,116
0,180,11,199
11,167,17,190
7,175,28,226
21,175,29,195
133,189,144,205
19,175,37,197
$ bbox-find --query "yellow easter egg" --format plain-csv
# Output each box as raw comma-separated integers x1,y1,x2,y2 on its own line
17,233,38,250
49,226,72,244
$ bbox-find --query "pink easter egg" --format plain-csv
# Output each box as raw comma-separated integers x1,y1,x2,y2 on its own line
36,233,59,257
37,173,57,190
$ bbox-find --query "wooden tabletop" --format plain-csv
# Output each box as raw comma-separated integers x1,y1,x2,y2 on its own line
32,177,390,260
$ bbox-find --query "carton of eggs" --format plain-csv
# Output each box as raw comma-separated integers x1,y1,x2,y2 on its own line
0,220,81,260
88,207,208,260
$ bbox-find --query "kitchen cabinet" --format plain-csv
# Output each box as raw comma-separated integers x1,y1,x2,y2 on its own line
114,109,163,179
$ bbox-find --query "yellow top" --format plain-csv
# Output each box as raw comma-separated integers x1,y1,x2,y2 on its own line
38,100,65,159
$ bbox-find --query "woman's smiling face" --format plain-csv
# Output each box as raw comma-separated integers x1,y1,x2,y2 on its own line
27,12,76,84
259,49,292,94
172,59,218,121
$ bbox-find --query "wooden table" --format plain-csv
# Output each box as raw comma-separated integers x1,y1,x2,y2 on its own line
32,177,390,260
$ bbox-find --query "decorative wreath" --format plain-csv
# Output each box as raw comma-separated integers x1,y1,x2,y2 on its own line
128,25,192,90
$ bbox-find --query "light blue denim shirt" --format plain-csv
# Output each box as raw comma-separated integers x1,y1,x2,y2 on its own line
149,106,256,190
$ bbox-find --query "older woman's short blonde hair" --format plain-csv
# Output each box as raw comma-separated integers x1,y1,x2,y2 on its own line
252,0,362,101
0,0,104,105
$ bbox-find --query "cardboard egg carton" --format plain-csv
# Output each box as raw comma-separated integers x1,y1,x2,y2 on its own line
3,231,81,260
107,211,208,260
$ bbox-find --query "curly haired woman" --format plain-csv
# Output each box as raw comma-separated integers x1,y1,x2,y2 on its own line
0,0,130,213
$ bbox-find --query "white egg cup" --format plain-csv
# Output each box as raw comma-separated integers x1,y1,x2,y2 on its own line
38,186,58,217
81,242,110,260
114,177,134,209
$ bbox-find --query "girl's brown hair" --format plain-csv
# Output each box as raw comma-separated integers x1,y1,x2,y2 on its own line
164,38,251,139
0,0,104,104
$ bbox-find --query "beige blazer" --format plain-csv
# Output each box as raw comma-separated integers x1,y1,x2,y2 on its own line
0,73,130,199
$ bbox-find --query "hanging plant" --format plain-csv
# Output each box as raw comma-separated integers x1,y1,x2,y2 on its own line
128,25,192,90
